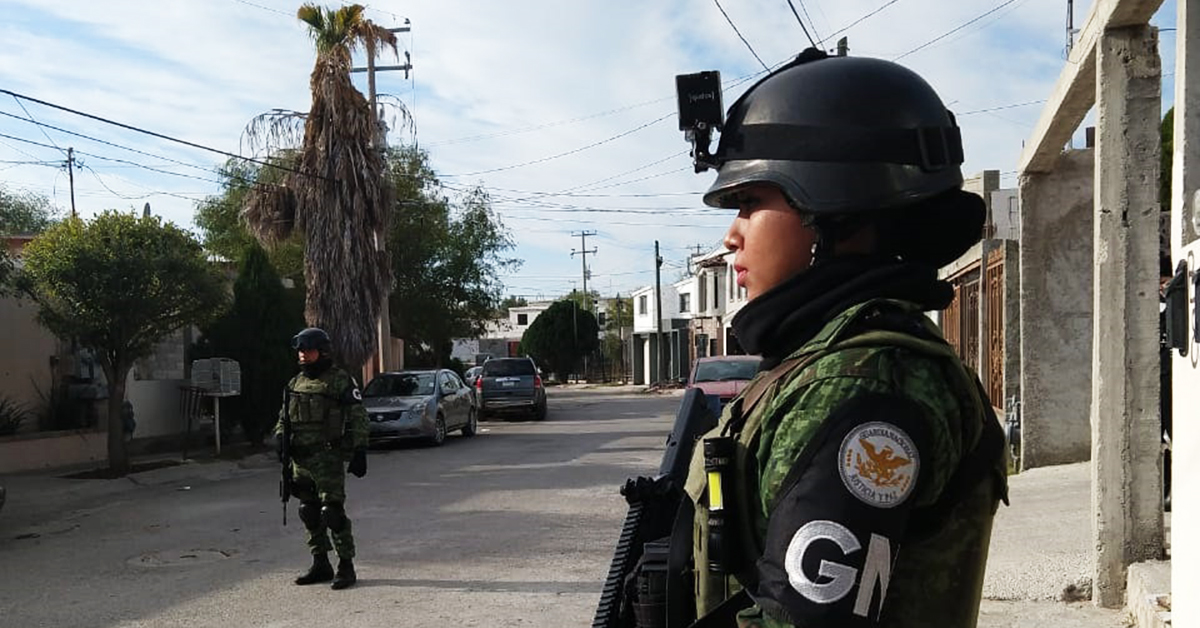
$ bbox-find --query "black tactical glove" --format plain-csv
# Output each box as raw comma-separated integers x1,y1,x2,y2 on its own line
348,448,367,478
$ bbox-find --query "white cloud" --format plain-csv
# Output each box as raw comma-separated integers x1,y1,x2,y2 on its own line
0,0,1177,297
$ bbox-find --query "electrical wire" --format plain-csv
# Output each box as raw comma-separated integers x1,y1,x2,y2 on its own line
11,95,66,157
713,0,770,71
893,0,1021,61
443,112,674,177
817,0,904,46
0,109,218,176
785,0,819,48
0,89,326,181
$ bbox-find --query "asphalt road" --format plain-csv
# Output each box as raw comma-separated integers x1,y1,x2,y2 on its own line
0,386,1131,628
0,387,680,628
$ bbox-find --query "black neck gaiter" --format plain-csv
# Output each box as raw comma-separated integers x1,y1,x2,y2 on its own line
301,356,333,379
731,256,954,368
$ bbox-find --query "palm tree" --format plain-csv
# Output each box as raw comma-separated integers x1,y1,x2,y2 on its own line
242,3,399,368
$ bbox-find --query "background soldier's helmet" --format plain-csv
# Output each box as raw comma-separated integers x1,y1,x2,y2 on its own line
704,49,985,266
291,327,332,354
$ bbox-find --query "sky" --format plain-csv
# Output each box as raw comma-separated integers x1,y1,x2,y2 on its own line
0,0,1180,301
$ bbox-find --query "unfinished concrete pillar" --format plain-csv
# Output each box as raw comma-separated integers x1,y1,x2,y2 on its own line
1018,150,1095,469
1092,25,1165,608
1001,239,1021,411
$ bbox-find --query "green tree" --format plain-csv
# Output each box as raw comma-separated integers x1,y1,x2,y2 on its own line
242,3,399,368
0,185,59,235
519,300,599,381
0,186,61,294
194,158,303,279
19,212,227,473
193,242,304,444
497,295,528,318
387,147,519,366
601,295,633,374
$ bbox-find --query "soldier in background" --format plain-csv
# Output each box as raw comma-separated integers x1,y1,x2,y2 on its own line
276,327,368,590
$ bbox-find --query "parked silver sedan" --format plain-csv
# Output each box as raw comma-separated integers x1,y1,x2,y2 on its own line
363,369,477,446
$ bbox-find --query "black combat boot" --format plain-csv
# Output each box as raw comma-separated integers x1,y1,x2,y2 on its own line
294,552,334,585
331,558,357,590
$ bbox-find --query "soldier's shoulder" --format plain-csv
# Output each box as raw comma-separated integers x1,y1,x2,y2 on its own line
327,367,359,386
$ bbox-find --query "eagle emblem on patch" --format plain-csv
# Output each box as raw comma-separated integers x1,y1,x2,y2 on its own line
838,422,919,508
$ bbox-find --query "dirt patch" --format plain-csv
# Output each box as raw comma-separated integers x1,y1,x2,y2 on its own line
59,460,181,480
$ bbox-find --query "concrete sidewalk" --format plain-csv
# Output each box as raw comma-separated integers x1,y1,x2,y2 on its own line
978,461,1157,627
0,449,1155,626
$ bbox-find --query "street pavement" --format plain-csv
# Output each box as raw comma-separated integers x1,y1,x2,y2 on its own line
0,385,1138,627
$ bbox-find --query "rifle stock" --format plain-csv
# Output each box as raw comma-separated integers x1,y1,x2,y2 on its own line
592,388,718,628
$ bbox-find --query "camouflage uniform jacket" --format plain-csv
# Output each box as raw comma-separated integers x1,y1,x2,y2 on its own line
274,366,369,459
686,298,1007,627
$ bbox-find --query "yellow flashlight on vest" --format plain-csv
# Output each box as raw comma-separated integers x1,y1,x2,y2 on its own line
704,436,735,574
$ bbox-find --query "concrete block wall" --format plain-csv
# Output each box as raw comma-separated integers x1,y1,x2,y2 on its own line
1018,149,1095,469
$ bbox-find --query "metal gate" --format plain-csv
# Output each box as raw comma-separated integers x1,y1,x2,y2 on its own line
943,263,981,375
985,248,1006,408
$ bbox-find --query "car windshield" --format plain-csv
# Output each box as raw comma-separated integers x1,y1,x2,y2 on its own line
364,373,437,397
482,359,535,377
693,359,761,383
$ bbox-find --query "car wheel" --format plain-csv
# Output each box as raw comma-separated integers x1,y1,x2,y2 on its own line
461,407,478,437
430,414,446,446
534,401,547,421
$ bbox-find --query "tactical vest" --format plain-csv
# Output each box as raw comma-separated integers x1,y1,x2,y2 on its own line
285,371,350,451
682,299,1007,627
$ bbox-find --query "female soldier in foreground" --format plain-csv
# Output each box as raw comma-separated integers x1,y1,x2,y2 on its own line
682,49,1009,627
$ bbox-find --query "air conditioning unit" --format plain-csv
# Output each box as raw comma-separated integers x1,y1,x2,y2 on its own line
191,358,241,396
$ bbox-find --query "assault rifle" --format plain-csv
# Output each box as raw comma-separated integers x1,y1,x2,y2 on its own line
279,390,293,526
592,388,718,628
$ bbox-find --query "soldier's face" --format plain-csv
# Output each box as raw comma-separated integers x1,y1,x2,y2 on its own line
298,349,320,364
723,184,818,301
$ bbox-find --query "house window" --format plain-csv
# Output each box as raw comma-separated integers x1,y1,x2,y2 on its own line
639,295,648,315
713,273,720,309
598,312,607,327
679,293,691,313
517,313,529,325
698,277,708,313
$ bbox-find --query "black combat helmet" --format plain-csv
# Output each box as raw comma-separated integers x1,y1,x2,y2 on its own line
291,327,332,353
704,50,985,265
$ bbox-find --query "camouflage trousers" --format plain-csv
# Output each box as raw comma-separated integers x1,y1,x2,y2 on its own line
290,452,355,559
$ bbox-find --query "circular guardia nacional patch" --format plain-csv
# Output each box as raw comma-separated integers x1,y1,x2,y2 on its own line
838,421,919,509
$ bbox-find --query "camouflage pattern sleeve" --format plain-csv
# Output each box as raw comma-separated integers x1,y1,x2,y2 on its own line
347,395,368,450
736,350,964,628
273,377,295,437
335,369,369,451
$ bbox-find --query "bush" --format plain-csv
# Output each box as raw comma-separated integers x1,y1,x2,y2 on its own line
193,243,304,445
0,396,29,436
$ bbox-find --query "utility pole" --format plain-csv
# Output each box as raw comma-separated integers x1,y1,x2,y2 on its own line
655,240,665,384
352,22,412,377
1065,0,1077,55
570,230,598,310
66,147,77,218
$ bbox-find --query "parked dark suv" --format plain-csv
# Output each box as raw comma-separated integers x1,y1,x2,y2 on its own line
476,357,547,421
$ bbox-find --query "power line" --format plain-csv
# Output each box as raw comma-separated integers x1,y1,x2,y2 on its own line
227,0,291,17
11,95,66,157
956,99,1046,115
817,0,904,45
785,0,819,48
0,88,325,182
713,0,770,71
444,112,674,177
0,108,218,176
893,0,1021,61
